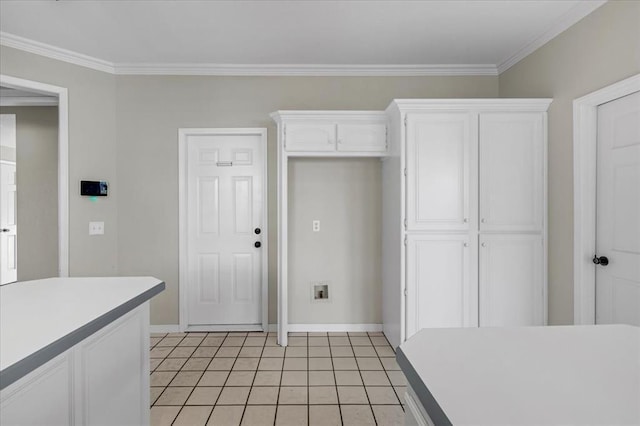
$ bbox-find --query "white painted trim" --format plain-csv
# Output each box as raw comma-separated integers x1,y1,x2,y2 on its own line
573,73,640,325
497,1,607,74
0,97,58,107
149,324,181,334
178,127,269,333
185,324,264,332
287,324,383,333
0,75,69,278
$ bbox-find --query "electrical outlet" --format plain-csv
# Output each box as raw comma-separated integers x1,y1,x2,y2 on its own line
89,221,104,235
312,220,320,232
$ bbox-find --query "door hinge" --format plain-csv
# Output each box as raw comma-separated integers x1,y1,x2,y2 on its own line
283,125,287,149
404,115,408,127
403,168,407,177
404,236,407,246
404,288,408,297
403,218,407,228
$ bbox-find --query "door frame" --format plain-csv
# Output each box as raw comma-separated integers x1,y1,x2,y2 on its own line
178,128,268,332
573,73,640,325
0,74,69,278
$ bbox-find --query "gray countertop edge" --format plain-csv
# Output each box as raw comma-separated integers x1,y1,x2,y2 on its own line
0,281,165,391
396,346,453,426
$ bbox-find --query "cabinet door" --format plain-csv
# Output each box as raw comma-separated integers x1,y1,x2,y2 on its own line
479,113,544,231
406,113,472,231
479,234,544,327
337,123,386,152
285,123,336,152
406,234,474,339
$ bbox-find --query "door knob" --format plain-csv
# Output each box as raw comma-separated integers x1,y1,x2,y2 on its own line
254,228,261,235
593,255,609,266
254,241,261,248
1,229,9,232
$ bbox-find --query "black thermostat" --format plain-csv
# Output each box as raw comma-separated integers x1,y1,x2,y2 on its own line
81,180,108,196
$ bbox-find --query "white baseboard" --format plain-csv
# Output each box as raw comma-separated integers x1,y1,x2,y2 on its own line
149,324,181,333
186,324,264,332
286,323,383,332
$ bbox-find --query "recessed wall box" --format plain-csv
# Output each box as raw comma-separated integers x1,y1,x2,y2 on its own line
81,180,108,196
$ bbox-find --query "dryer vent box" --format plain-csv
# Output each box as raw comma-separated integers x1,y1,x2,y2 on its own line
312,282,330,302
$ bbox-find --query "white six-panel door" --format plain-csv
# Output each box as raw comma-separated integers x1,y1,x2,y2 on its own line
595,91,640,326
185,132,264,325
0,161,17,285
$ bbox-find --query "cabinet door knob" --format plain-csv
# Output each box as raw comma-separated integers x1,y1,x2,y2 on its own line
254,241,261,248
593,255,608,266
481,243,486,247
481,218,486,223
254,228,261,235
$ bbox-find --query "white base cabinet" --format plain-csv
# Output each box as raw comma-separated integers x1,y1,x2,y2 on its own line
0,304,150,426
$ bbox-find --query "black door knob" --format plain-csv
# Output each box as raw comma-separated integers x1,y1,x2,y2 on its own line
254,241,261,248
255,228,261,235
593,255,609,266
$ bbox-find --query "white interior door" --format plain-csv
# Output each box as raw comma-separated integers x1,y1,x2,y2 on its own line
595,91,640,326
0,161,17,285
186,131,264,325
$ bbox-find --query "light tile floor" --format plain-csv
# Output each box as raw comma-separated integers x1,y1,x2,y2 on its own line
149,331,406,426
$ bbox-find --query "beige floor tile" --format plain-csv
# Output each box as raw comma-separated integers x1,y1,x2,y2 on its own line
288,337,308,346
233,358,260,371
174,406,213,425
380,357,401,371
150,337,162,347
207,358,235,371
229,332,248,337
247,386,279,404
308,386,338,404
262,346,285,357
281,371,307,386
150,347,173,358
226,371,256,386
366,386,399,404
309,371,335,386
334,370,363,386
198,371,229,386
193,347,218,357
258,357,284,371
150,406,180,426
309,405,341,426
393,386,407,404
186,387,222,405
155,386,193,406
340,405,376,425
201,336,225,346
150,387,164,405
244,337,267,346
239,346,263,358
328,336,350,346
265,336,278,346
308,332,327,337
157,358,188,371
168,332,188,338
308,347,331,357
337,386,369,404
356,357,383,371
158,337,183,347
308,358,332,371
308,337,329,346
241,405,277,426
151,333,168,338
348,332,369,337
372,405,405,426
253,371,282,386
217,386,250,405
222,336,246,346
285,347,307,358
352,346,377,357
169,347,197,358
275,405,308,426
332,357,357,370
370,336,390,346
283,357,307,370
170,371,203,387
150,358,162,371
151,371,177,387
375,346,396,357
288,332,307,337
386,371,406,386
327,332,348,336
278,386,308,404
182,357,212,371
360,371,391,386
179,337,204,347
216,346,242,357
207,405,244,426
248,331,269,337
368,331,385,336
330,346,354,357
350,336,373,346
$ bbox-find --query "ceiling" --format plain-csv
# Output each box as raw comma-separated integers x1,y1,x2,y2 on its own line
0,0,606,75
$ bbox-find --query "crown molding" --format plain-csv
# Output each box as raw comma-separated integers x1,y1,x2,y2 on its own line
0,32,115,74
497,0,607,74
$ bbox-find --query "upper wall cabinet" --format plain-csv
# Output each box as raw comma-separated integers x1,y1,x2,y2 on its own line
271,111,388,156
479,113,544,232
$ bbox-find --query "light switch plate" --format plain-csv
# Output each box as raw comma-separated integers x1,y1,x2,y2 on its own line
89,221,104,235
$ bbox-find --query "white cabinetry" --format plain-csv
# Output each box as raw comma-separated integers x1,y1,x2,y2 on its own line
383,99,551,348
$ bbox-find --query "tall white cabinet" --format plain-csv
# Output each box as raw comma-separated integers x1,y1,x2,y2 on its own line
383,99,551,348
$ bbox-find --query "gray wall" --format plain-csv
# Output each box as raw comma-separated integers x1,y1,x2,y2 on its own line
0,106,58,281
0,47,119,277
498,0,640,324
114,75,498,325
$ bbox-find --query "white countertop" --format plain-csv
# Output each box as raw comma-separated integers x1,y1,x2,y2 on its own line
398,325,640,425
0,277,164,384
